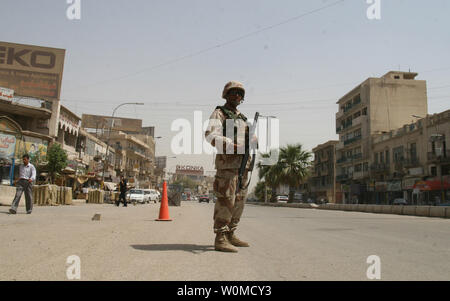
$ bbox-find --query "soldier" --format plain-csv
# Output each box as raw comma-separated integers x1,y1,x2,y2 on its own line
205,81,254,253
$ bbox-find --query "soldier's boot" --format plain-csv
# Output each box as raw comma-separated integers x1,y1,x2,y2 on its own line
227,231,250,247
214,232,238,253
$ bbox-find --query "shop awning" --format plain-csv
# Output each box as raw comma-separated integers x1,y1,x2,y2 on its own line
413,180,450,191
104,182,118,191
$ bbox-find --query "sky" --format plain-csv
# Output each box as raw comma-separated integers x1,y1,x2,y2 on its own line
1,0,450,190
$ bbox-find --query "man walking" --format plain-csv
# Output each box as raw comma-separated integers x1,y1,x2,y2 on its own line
205,81,254,253
116,176,128,207
9,154,36,215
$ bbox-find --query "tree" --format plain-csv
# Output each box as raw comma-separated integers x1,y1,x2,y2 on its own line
257,144,312,203
254,181,271,202
257,152,281,203
46,143,68,184
277,144,312,203
172,176,197,191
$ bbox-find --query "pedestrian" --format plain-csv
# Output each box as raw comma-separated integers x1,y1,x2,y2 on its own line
9,154,36,215
205,81,254,253
116,176,128,207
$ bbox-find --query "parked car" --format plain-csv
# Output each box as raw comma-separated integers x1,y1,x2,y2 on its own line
199,195,210,203
293,193,303,203
127,189,146,204
276,195,289,203
143,189,159,203
392,198,408,205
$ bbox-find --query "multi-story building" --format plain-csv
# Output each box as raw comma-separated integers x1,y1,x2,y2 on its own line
371,109,450,204
335,71,428,203
310,140,340,203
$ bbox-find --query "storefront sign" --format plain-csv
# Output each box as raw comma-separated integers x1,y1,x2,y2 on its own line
402,178,421,190
375,182,387,192
0,133,16,159
0,86,14,101
387,181,402,192
0,42,65,101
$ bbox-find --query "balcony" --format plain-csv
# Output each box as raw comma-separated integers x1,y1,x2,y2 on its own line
336,126,342,134
343,98,362,114
370,163,389,173
427,150,450,163
352,115,366,127
353,171,369,180
336,141,344,151
336,157,347,164
336,173,352,182
344,135,362,146
352,153,363,161
336,111,344,120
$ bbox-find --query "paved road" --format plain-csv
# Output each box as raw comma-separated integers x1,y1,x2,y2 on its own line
0,201,449,281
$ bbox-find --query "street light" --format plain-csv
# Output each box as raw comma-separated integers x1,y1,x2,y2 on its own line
102,102,144,185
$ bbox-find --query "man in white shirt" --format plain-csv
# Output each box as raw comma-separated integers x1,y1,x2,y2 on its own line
9,154,36,215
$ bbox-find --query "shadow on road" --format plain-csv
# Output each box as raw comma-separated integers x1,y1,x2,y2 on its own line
131,244,215,254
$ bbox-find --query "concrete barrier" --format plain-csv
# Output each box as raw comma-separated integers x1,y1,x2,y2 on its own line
373,205,383,213
357,204,367,212
429,207,446,218
365,205,375,213
381,205,393,214
416,206,431,217
402,206,417,216
0,185,23,207
392,205,404,215
341,204,351,211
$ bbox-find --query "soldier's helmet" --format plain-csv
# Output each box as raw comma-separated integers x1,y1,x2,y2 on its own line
222,81,245,99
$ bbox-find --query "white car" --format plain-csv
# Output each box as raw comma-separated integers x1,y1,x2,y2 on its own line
127,189,146,204
276,195,289,203
143,189,159,203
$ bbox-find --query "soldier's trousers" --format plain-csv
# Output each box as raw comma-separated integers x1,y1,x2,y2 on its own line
213,169,249,233
11,179,33,213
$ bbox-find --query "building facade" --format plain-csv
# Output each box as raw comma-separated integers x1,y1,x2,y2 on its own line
335,71,428,203
310,140,340,203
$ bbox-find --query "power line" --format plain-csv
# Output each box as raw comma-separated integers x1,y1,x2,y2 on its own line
64,0,346,91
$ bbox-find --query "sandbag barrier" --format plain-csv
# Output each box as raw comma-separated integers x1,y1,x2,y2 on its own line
32,185,73,206
87,189,104,204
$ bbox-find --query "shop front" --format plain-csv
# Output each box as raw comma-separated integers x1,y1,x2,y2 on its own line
0,116,23,185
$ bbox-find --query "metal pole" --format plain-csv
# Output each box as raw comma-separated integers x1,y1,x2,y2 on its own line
102,103,144,186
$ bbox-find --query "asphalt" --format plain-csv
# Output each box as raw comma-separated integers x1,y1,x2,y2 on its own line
0,201,449,280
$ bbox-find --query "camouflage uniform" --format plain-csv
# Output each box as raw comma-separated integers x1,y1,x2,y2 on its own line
205,99,251,235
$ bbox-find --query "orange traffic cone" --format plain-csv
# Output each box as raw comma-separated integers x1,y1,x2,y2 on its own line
156,181,172,221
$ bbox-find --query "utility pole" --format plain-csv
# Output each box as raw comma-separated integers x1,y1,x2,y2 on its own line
102,103,144,187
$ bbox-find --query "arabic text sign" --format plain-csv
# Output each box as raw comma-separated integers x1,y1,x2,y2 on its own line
0,86,14,101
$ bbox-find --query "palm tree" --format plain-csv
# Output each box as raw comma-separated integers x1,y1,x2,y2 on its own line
257,152,281,202
277,144,312,202
258,144,312,203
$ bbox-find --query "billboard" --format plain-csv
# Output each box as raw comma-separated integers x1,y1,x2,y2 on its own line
0,41,66,101
82,114,143,133
176,165,204,176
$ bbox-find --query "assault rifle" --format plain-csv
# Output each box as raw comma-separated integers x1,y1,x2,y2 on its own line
237,112,260,192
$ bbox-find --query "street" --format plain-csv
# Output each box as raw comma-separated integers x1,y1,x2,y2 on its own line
0,201,449,281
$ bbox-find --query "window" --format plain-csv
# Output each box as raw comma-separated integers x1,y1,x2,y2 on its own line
410,143,417,160
393,146,404,162
362,107,368,116
355,164,362,172
363,162,369,172
374,153,379,164
380,152,384,163
385,149,390,165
